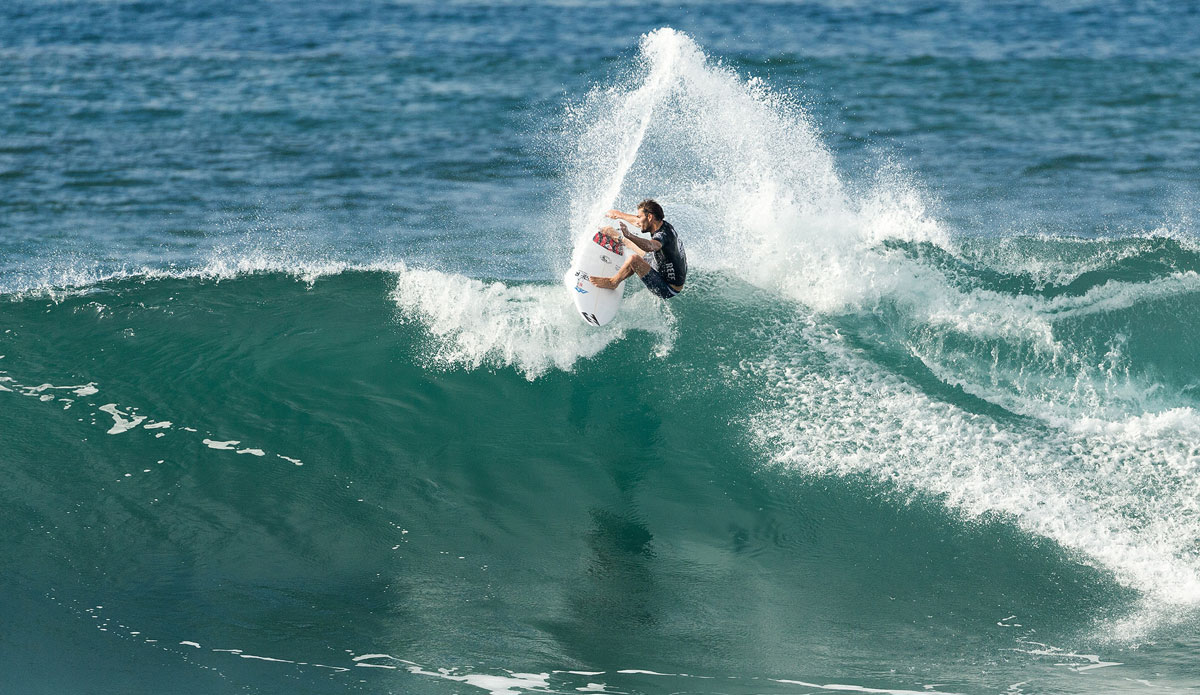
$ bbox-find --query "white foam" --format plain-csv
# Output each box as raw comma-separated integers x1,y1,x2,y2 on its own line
6,380,99,400
562,29,948,316
957,229,1200,289
395,660,962,695
99,404,147,435
751,318,1200,636
1012,642,1123,672
238,654,296,664
568,29,1200,433
565,28,692,266
351,655,399,670
391,265,674,380
0,248,412,301
570,30,1200,636
355,662,398,669
202,439,239,450
772,679,961,695
403,663,551,695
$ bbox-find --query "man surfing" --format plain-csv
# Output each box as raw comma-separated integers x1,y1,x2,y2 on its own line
589,199,687,299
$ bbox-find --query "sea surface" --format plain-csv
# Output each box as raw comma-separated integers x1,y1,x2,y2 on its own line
3,1,1200,693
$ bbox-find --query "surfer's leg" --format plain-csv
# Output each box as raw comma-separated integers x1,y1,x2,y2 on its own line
617,252,651,281
593,252,650,289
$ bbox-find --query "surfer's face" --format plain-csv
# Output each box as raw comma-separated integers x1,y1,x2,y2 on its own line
635,208,654,231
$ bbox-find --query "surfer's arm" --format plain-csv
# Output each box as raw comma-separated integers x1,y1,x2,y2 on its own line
621,232,661,255
606,209,638,225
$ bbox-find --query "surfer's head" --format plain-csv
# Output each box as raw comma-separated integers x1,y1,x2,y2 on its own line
636,199,664,231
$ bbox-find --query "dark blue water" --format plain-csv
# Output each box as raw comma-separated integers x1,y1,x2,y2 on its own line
3,2,1200,693
4,0,1199,285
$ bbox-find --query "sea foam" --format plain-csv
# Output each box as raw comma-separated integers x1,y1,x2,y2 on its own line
390,264,674,380
577,28,1200,637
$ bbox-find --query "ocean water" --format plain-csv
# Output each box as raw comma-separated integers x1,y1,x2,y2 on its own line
3,1,1200,693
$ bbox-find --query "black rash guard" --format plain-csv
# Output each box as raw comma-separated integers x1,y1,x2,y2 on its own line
650,220,687,287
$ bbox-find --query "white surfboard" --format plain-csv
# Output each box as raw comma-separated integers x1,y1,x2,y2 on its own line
564,228,631,326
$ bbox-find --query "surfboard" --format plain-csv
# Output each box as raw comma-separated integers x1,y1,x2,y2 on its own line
564,228,630,326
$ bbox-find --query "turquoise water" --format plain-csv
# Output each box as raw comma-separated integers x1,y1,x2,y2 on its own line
3,2,1200,693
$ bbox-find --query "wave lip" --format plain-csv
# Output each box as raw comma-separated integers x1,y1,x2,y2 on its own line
0,250,413,302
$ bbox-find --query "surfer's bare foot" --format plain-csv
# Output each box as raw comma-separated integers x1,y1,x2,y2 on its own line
590,275,617,289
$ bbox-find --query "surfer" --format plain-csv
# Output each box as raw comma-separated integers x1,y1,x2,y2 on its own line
589,199,687,299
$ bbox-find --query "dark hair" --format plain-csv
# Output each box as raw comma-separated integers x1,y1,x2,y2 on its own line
637,199,665,221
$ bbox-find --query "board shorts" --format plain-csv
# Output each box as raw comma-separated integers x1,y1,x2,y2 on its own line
641,268,681,299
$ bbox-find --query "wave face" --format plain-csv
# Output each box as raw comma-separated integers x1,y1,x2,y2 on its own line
5,7,1200,695
4,254,1200,693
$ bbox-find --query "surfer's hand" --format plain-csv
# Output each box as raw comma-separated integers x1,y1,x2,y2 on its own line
590,275,617,290
605,209,623,220
618,221,629,235
598,225,620,239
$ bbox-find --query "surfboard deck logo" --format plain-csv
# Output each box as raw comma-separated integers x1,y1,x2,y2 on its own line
592,232,624,255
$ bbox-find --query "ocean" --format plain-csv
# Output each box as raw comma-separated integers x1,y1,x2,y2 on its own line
3,1,1200,693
